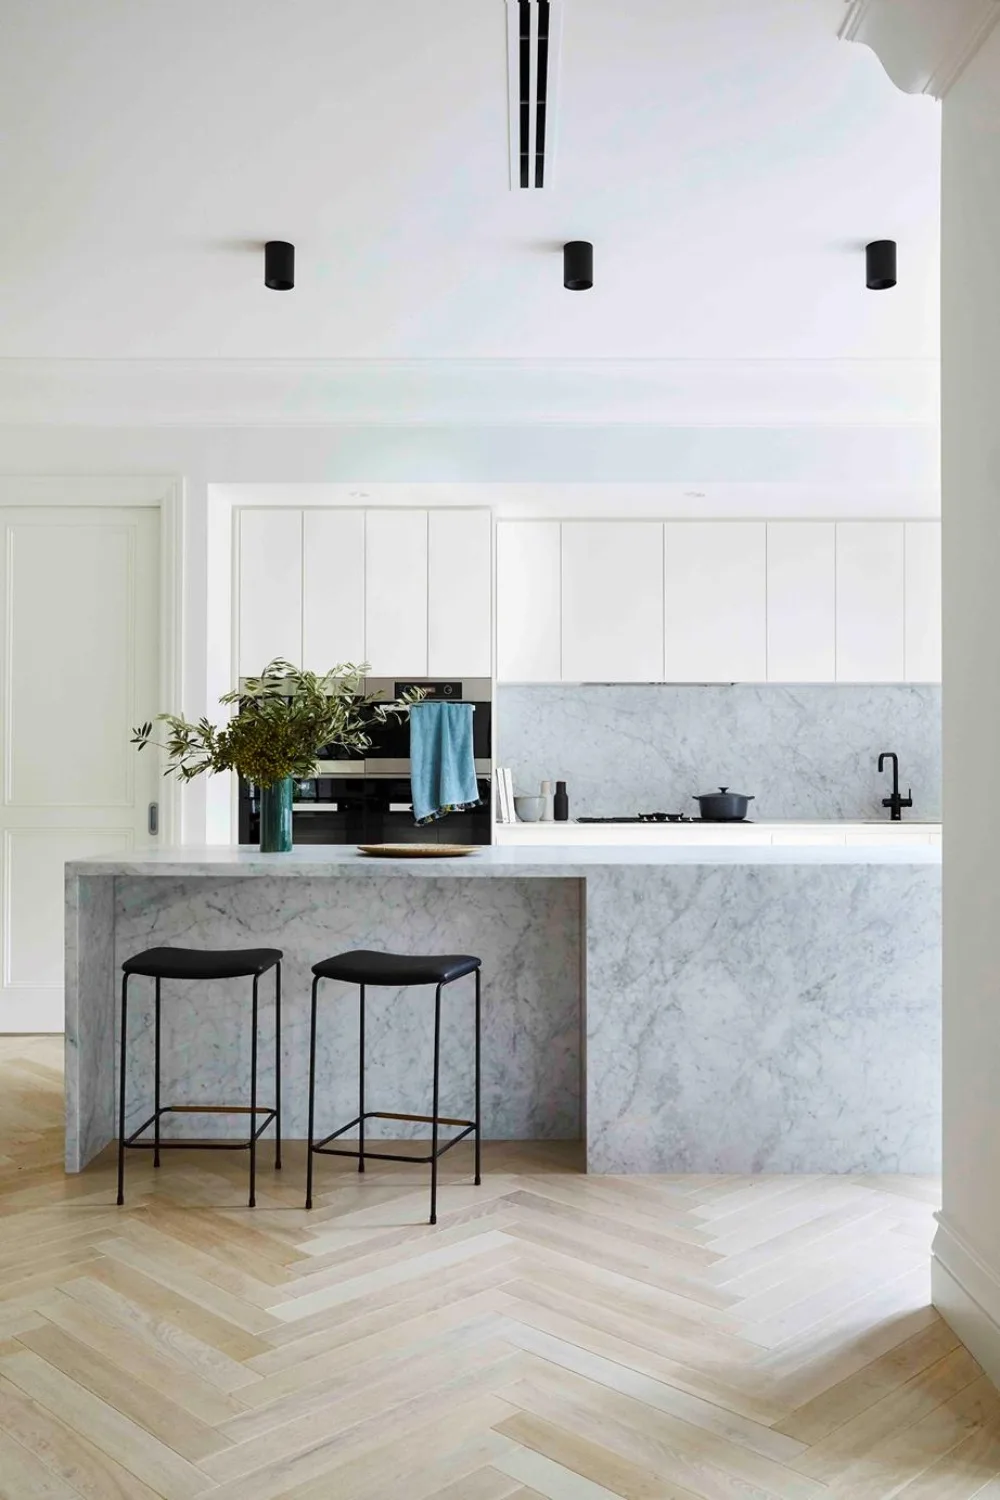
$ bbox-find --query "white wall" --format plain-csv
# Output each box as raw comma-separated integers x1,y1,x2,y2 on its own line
933,23,1000,1384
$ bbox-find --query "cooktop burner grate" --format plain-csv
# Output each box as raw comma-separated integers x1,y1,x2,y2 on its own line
576,813,753,824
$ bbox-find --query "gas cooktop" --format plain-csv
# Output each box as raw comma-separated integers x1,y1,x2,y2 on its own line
576,813,752,824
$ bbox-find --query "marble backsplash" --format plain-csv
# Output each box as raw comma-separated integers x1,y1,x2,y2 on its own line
497,684,941,821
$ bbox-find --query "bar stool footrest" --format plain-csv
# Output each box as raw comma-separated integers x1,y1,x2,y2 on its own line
124,1105,277,1152
312,1110,476,1165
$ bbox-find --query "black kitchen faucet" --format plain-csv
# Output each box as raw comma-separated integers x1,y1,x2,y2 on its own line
878,751,913,821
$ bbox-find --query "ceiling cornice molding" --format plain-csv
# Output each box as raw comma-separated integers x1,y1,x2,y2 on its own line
839,0,1000,97
0,358,940,429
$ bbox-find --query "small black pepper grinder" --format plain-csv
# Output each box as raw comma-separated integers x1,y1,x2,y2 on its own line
553,780,569,821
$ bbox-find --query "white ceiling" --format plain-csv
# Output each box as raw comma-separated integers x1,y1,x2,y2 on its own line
0,0,940,361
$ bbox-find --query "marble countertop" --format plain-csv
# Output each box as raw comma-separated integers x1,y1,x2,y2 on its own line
67,841,941,878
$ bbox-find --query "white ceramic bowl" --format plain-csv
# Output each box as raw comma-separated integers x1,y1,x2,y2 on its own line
514,795,545,823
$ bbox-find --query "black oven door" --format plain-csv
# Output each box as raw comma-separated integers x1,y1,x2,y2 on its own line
239,775,493,845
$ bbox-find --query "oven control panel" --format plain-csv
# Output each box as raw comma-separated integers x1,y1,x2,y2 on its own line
394,681,462,699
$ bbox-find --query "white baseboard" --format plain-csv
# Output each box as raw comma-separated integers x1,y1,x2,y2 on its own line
932,1214,1000,1388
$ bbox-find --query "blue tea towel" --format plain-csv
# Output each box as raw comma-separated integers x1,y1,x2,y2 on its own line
409,701,481,825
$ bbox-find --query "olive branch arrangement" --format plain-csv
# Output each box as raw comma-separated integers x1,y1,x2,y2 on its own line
132,660,422,787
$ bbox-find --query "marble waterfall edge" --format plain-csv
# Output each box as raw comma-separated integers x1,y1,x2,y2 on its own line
65,848,940,1175
585,863,940,1173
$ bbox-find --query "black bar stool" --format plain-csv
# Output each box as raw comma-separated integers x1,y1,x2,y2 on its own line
305,950,481,1224
116,946,282,1208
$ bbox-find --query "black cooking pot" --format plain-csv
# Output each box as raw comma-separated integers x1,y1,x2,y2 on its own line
694,787,754,822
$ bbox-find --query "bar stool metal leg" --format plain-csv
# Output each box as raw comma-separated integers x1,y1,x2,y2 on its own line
274,962,282,1170
153,977,162,1168
249,974,259,1208
474,968,482,1187
358,984,366,1174
117,974,130,1205
430,981,442,1226
305,975,319,1210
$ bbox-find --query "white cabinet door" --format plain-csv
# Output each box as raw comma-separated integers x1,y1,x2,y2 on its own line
836,522,905,682
238,509,302,675
302,510,366,673
905,521,942,682
0,507,160,1031
428,509,492,677
664,522,766,682
562,523,663,682
496,520,561,682
766,522,836,682
365,509,428,676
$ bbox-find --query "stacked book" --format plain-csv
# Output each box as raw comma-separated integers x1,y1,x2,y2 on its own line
494,767,516,823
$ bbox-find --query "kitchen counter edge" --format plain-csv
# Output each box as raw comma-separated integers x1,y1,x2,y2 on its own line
66,842,941,877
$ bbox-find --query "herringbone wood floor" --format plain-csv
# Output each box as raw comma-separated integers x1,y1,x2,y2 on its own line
0,1037,995,1499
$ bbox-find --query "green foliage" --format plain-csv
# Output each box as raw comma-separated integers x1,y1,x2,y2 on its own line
131,660,421,787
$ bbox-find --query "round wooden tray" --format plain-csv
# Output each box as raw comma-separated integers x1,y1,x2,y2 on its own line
357,843,479,858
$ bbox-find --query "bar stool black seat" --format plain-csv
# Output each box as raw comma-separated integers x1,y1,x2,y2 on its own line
306,948,482,1225
117,946,282,1208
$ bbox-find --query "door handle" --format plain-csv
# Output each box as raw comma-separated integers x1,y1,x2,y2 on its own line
148,802,159,836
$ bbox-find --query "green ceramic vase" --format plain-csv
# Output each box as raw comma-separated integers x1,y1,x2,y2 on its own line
259,777,293,853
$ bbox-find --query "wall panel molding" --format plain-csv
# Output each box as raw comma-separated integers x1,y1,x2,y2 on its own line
0,357,939,429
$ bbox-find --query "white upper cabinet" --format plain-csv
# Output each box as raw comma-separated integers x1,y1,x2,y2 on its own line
766,522,836,682
364,509,429,677
905,521,942,682
836,522,905,682
237,506,493,685
238,509,302,676
496,520,561,682
428,509,492,678
561,522,664,682
302,509,366,673
664,522,767,682
236,508,937,689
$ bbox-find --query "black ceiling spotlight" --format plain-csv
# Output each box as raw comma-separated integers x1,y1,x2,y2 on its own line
866,239,897,291
563,240,593,291
264,240,295,291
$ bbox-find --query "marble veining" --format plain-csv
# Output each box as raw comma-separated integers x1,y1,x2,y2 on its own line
584,863,940,1173
110,876,582,1146
497,684,941,820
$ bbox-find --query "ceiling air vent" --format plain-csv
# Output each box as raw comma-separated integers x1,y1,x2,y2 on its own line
506,0,563,188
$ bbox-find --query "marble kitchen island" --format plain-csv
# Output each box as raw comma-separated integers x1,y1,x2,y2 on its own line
65,842,941,1177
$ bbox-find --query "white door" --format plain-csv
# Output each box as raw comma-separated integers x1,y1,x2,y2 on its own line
664,522,767,682
0,508,160,1032
428,509,492,678
766,522,836,682
836,522,905,682
905,521,942,682
365,510,428,676
237,509,303,676
496,520,561,682
561,522,664,682
302,509,366,672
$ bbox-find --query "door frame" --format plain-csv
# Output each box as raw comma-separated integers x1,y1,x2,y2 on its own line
0,476,184,844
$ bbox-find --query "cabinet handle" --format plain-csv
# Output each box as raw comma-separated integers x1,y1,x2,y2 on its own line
148,802,159,836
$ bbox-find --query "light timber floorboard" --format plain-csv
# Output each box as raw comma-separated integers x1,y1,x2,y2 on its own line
0,1036,994,1499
